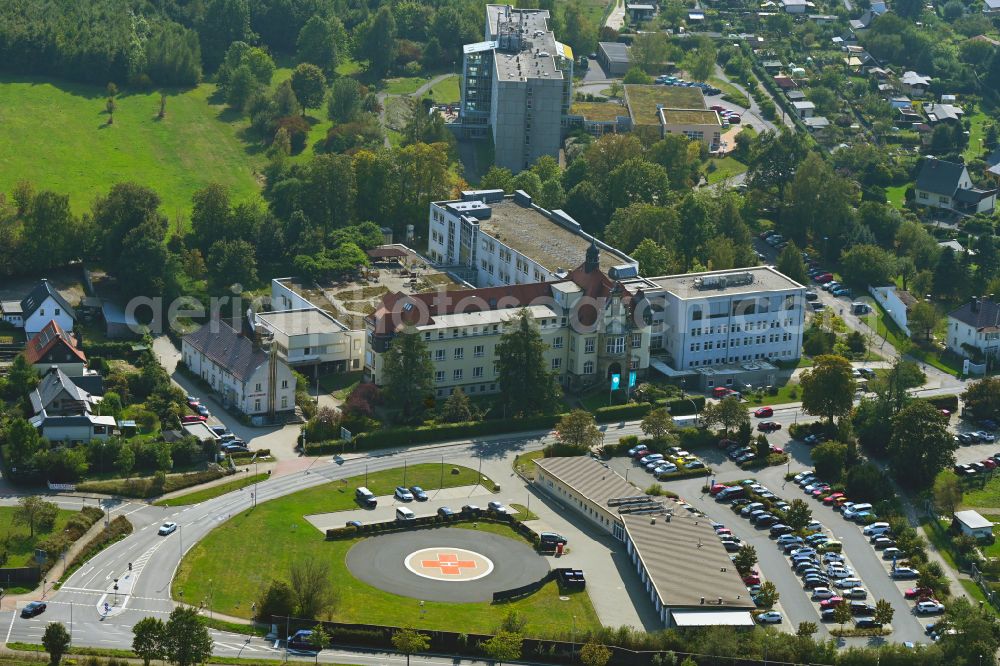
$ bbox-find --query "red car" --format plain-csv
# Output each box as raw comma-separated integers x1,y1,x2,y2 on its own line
710,104,726,112
984,459,998,470
770,445,784,455
743,574,761,586
727,114,742,124
813,273,833,283
181,414,207,424
822,492,845,505
754,406,774,418
904,587,933,600
710,484,730,495
716,528,733,536
819,596,845,609
718,438,738,449
757,421,782,432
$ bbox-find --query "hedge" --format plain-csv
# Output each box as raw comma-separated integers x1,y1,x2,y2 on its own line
924,394,959,412
77,469,226,498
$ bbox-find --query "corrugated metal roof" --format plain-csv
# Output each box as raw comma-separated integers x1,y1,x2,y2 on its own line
533,456,641,505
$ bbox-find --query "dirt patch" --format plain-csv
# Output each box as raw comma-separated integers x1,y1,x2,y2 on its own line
0,266,86,303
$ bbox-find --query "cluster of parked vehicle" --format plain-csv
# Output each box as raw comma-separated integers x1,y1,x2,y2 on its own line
654,75,722,96
181,395,210,424
629,443,706,478
760,230,788,251
708,104,742,124
952,422,999,476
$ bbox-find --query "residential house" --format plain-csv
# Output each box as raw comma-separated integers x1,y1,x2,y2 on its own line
914,157,997,215
804,116,831,131
946,297,1000,367
868,285,916,336
182,317,296,419
900,71,931,97
625,2,656,21
30,366,99,416
986,147,1000,182
985,0,1000,14
255,304,364,373
101,301,140,339
0,279,76,336
923,103,964,124
781,0,810,13
31,414,116,444
773,75,797,91
786,90,807,102
23,320,86,375
953,511,994,539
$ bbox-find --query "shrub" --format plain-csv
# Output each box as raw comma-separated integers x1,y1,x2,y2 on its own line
272,115,311,153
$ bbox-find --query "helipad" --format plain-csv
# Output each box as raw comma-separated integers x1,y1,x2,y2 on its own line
345,527,549,602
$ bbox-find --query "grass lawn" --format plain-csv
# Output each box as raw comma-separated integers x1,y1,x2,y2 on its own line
382,75,437,95
886,184,908,209
0,506,77,567
861,300,961,376
959,473,1000,508
173,463,599,635
709,76,746,102
0,76,262,218
964,111,988,162
317,371,363,399
920,518,960,571
704,156,747,185
960,579,999,615
426,75,460,104
513,451,547,481
154,473,270,507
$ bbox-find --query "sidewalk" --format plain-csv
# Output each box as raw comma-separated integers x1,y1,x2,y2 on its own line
152,462,278,503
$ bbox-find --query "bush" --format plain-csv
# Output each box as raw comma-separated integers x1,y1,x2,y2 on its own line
272,115,311,153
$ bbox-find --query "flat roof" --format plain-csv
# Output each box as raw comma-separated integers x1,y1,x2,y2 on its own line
660,108,721,126
476,198,626,274
622,514,757,610
571,101,627,122
624,85,706,126
671,610,755,627
416,304,557,330
533,456,642,505
955,510,994,530
485,5,565,83
599,41,631,63
257,308,348,335
650,266,805,299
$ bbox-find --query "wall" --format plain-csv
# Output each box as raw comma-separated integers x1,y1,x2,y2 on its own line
868,285,911,336
270,279,315,312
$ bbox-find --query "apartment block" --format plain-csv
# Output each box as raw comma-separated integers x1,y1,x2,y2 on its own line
459,5,574,171
427,189,636,288
366,245,651,398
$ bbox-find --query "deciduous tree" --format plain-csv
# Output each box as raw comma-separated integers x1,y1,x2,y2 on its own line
784,499,812,531
932,471,963,515
888,400,956,489
296,16,338,74
733,544,757,575
962,377,1000,420
289,557,334,619
579,640,612,666
777,242,808,284
42,622,70,666
800,355,855,424
556,410,602,451
874,599,894,628
811,441,847,483
640,408,676,442
480,630,522,666
291,63,327,116
391,628,430,666
164,607,213,666
132,617,166,666
700,396,749,435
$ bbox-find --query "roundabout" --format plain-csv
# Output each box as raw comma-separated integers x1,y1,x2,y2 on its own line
346,527,549,603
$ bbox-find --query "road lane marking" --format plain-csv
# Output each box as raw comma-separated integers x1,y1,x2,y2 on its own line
5,609,16,644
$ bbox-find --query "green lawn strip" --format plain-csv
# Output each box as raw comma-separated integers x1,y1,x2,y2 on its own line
861,300,960,377
960,579,999,615
704,156,747,185
155,474,270,507
0,77,262,218
317,371,363,399
708,76,746,101
920,518,960,571
508,504,539,521
964,111,988,162
173,464,599,636
885,185,907,208
382,75,436,95
513,451,546,481
427,75,460,104
8,642,353,666
0,506,77,567
959,473,1000,506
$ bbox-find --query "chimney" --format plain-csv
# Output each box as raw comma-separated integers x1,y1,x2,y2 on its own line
972,297,981,313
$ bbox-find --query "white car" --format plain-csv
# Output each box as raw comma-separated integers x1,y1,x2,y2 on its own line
757,611,782,624
827,568,853,579
806,521,824,532
811,587,835,600
158,522,177,536
863,522,891,536
654,463,679,476
835,577,863,590
916,600,945,614
487,501,511,514
822,553,846,564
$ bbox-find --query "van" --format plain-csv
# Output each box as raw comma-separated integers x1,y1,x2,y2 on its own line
355,487,377,508
717,486,745,501
819,540,843,553
863,522,890,536
395,507,416,521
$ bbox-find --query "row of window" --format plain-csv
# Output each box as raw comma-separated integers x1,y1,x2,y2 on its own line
686,349,795,367
688,333,792,351
689,319,795,337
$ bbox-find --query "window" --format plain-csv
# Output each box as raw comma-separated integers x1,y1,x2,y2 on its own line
551,358,562,370
473,366,484,378
55,308,60,316
435,371,445,382
474,344,485,357
254,399,261,411
454,348,464,360
584,337,595,354
938,196,949,204
569,337,576,351
453,369,463,380
424,332,431,340
632,333,641,348
918,191,928,200
583,360,594,374
606,336,625,354
281,396,288,409
281,380,288,389
40,309,44,316
435,349,446,361
553,336,563,349
255,383,262,392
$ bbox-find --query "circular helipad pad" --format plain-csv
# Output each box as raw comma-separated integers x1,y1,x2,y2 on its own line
346,527,549,602
404,547,495,581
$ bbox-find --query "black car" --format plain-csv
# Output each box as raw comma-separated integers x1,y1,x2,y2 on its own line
409,486,428,501
20,601,46,618
723,540,741,552
805,291,818,301
539,532,568,547
756,515,780,528
855,618,882,629
803,578,829,589
770,524,793,536
437,506,455,519
461,504,482,516
210,425,228,436
820,608,837,621
850,602,876,616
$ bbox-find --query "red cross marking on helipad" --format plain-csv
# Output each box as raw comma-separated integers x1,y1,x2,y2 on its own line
421,552,477,575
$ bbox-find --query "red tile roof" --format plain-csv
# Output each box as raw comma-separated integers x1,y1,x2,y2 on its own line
24,320,86,366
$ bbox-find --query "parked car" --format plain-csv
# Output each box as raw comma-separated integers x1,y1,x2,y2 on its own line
819,596,844,609
287,630,315,651
181,414,206,424
855,618,883,629
835,577,863,590
195,404,210,417
916,600,945,614
891,567,920,579
394,486,414,502
882,547,903,560
437,506,455,519
770,524,793,536
873,537,896,550
539,532,568,547
409,486,428,501
905,587,934,600
811,587,836,600
863,522,891,536
20,601,46,618
757,611,782,624
628,444,649,456
850,602,877,616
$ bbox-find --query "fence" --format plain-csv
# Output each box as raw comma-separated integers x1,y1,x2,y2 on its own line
970,562,1000,611
326,510,540,543
492,570,556,603
0,567,41,587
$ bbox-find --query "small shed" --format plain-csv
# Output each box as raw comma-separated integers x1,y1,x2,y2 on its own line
953,510,994,539
101,301,140,339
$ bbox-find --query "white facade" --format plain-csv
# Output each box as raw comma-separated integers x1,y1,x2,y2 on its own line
34,415,115,443
645,268,807,371
182,338,296,417
868,285,912,336
24,297,75,337
256,307,364,371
